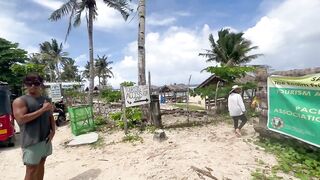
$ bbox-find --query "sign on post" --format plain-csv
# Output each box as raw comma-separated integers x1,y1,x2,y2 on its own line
268,73,320,147
49,83,62,102
123,85,150,107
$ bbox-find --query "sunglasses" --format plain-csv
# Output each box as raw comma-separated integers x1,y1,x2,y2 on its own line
25,81,42,87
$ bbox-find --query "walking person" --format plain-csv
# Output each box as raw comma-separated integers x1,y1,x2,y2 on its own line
13,73,55,180
228,85,247,136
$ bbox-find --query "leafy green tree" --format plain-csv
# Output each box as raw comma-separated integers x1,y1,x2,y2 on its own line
120,81,135,87
9,63,46,95
0,38,28,85
39,39,69,81
95,55,113,86
49,0,132,106
61,58,79,81
10,63,46,81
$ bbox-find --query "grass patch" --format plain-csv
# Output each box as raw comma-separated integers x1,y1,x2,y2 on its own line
251,169,282,180
145,125,157,133
173,103,205,111
122,133,143,143
254,138,320,179
90,135,105,149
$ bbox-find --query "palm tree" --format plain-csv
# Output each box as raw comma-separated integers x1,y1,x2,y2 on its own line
39,39,69,81
49,0,132,106
82,61,91,79
199,29,262,67
138,0,146,86
28,53,54,81
61,58,79,81
199,29,262,112
95,55,113,87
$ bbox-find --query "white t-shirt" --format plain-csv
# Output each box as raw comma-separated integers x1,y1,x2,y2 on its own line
228,92,246,116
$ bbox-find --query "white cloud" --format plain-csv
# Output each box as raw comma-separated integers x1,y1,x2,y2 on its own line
245,0,320,70
32,0,63,10
0,16,49,54
175,11,192,17
75,54,88,67
148,17,176,26
32,0,135,31
0,1,50,54
109,25,213,88
94,0,136,31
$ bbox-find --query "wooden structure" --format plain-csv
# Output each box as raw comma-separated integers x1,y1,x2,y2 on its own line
159,84,188,103
197,74,256,110
197,75,225,88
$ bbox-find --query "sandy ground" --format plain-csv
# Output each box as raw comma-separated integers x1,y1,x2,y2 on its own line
0,115,296,180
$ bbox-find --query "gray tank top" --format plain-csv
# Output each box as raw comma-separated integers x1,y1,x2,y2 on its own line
19,95,52,148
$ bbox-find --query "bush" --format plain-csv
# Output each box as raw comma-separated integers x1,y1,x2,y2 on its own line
109,107,142,129
94,115,107,126
100,88,121,102
254,138,320,179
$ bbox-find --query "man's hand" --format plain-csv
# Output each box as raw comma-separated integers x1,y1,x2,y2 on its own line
42,100,53,112
48,130,55,142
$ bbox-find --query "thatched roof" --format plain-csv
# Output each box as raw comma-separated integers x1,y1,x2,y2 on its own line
150,85,160,92
197,73,255,88
196,75,225,88
235,74,255,84
271,67,320,76
159,84,188,93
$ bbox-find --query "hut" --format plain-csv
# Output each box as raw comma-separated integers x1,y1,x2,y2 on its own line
197,73,257,110
159,83,188,103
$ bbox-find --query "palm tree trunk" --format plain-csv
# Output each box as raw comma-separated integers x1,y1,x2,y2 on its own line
88,8,94,106
138,0,146,85
225,59,234,66
138,0,148,122
55,62,61,81
103,75,106,86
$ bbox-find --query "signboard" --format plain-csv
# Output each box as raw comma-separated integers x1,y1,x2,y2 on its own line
49,84,62,102
123,85,150,107
268,73,320,147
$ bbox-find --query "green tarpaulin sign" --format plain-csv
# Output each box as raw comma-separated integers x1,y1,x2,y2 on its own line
268,73,320,147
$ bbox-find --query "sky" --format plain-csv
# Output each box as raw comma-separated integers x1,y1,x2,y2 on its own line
1,0,320,88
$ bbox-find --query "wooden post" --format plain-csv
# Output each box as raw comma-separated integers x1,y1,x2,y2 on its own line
187,75,192,122
120,86,128,134
214,81,221,113
148,71,152,124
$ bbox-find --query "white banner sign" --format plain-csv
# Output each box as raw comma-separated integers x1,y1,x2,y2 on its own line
50,84,62,102
123,85,150,107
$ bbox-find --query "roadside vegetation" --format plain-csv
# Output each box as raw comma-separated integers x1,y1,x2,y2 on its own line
252,138,320,179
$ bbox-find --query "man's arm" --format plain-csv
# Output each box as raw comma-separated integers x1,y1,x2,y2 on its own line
238,94,246,113
13,98,52,125
48,114,55,141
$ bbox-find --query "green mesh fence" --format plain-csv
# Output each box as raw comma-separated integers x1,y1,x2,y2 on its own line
68,105,95,136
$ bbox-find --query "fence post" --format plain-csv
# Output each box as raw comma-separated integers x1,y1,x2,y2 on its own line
121,86,128,134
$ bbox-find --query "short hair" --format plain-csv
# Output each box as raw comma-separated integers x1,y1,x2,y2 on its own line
23,73,44,85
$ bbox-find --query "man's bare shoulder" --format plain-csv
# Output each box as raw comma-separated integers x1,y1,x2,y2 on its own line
13,96,26,107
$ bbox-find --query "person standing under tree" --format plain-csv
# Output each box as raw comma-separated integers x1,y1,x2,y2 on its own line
13,73,55,180
228,85,247,136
